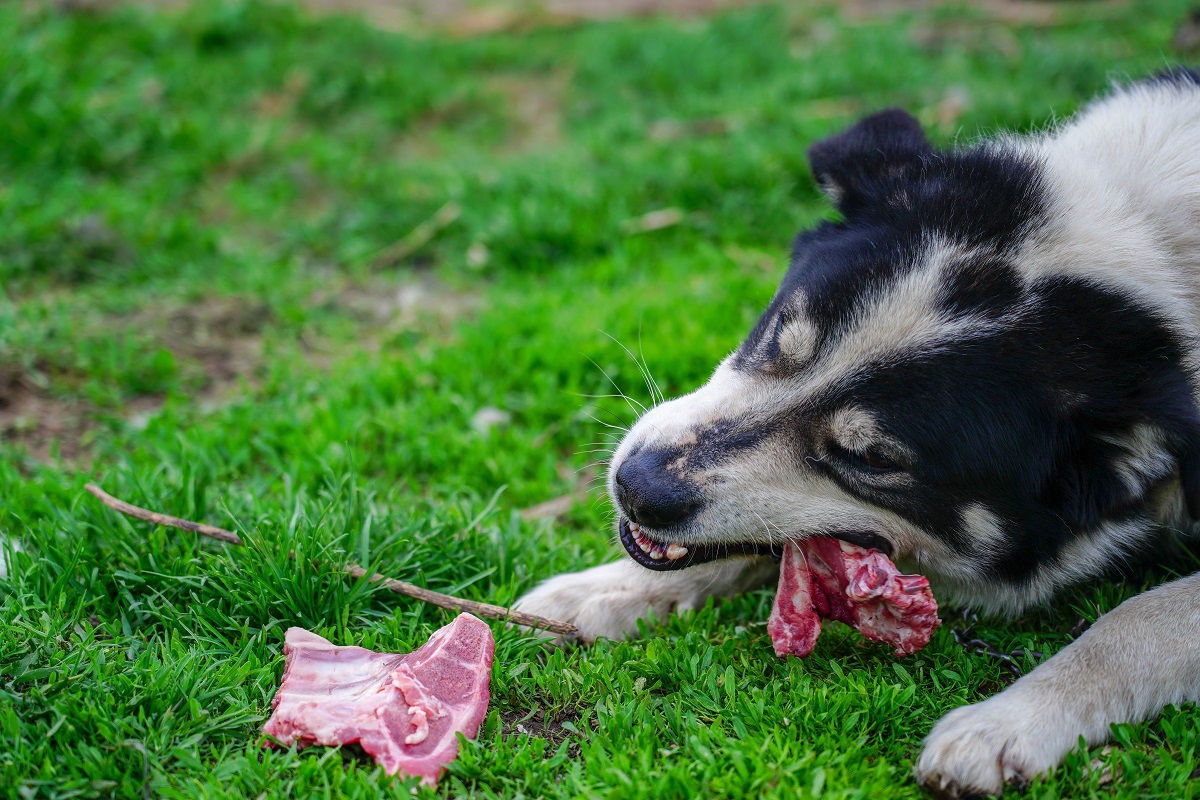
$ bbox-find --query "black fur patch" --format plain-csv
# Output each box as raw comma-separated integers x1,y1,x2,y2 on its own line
937,259,1024,320
807,278,1200,583
735,135,1045,372
684,419,772,470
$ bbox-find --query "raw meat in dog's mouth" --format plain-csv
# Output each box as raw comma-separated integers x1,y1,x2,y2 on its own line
262,613,494,785
616,517,936,656
768,539,939,658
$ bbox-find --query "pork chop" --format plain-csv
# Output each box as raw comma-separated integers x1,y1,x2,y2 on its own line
262,613,494,784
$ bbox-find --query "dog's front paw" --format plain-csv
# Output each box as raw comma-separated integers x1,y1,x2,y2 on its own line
914,692,1078,798
512,560,676,645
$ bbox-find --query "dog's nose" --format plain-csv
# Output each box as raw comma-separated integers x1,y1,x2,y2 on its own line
614,450,700,528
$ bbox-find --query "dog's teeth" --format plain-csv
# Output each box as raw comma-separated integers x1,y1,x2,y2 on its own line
629,521,674,561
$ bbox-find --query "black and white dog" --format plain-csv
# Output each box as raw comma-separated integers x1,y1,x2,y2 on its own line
516,69,1200,796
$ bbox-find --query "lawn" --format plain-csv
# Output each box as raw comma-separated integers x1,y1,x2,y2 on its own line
2,1,1199,797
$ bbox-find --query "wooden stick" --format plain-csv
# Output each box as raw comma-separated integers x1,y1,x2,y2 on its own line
368,201,461,269
85,484,245,545
84,483,578,638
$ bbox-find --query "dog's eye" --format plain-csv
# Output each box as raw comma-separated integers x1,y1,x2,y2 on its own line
838,445,901,473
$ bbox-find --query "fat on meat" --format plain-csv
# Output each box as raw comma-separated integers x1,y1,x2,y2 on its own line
768,539,939,658
262,613,494,784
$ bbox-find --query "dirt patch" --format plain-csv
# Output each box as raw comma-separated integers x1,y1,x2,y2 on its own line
840,0,1079,26
0,367,90,463
321,275,484,340
2,296,270,464
389,65,569,164
64,0,1127,36
122,297,270,428
500,706,587,758
3,277,482,465
153,297,269,393
1175,10,1200,54
66,0,772,35
487,70,570,155
286,0,770,35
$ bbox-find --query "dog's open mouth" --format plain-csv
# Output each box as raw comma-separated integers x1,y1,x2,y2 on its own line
617,516,894,571
618,515,937,657
618,516,779,571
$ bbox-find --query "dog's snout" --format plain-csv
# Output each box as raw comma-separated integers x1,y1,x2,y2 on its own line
614,450,700,528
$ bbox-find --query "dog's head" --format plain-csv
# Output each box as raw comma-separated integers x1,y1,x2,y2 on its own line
609,109,1200,610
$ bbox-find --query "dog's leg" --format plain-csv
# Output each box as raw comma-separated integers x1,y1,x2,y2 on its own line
914,571,1200,797
513,556,778,644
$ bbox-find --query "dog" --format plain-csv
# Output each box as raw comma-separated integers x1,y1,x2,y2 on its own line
515,69,1200,797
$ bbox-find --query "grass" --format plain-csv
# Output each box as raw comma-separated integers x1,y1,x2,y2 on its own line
2,0,1199,797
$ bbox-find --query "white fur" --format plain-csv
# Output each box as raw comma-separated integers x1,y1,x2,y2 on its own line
926,515,1162,615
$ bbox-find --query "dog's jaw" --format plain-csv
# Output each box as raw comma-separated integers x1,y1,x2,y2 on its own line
616,515,784,571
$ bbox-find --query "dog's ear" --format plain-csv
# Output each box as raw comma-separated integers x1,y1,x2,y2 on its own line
807,109,931,215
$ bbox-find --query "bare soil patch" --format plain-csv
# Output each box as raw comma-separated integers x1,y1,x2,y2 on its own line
1,297,271,463
2,275,480,464
59,0,1137,36
289,0,769,35
486,70,570,155
62,0,772,34
146,0,1117,33
500,705,587,758
391,67,568,162
320,274,484,339
0,367,89,463
150,297,269,395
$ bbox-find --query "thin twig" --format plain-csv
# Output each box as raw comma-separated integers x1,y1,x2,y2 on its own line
84,483,578,637
368,201,461,269
86,484,244,545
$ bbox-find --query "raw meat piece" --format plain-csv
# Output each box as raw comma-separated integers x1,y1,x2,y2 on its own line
262,613,494,785
768,538,939,658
